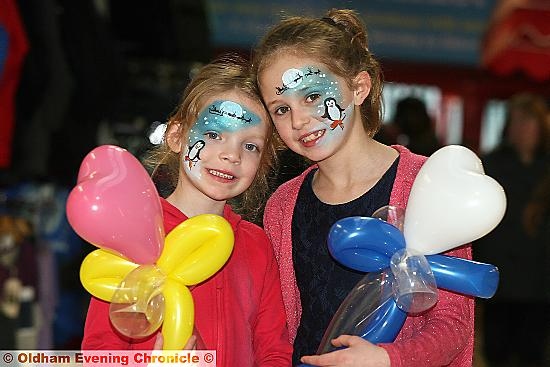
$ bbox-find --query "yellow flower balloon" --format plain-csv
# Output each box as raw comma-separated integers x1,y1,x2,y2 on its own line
80,249,140,301
80,214,234,349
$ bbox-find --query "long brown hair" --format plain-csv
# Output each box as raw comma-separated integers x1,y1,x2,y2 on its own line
252,8,384,137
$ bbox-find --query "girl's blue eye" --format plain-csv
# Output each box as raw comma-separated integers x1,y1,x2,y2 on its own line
205,131,220,140
274,106,290,116
245,143,258,152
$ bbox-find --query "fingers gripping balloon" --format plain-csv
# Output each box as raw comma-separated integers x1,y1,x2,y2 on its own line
317,145,506,353
67,145,234,350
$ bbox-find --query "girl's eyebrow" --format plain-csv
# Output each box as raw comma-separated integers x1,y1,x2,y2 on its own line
266,84,325,108
296,85,319,92
266,99,284,109
247,134,266,141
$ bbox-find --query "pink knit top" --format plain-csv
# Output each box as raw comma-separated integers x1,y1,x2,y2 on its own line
263,145,474,367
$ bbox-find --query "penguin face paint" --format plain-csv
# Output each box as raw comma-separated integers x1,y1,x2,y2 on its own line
184,99,263,181
259,57,356,162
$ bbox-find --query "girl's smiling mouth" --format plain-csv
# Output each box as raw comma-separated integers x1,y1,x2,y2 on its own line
299,129,325,146
207,168,236,181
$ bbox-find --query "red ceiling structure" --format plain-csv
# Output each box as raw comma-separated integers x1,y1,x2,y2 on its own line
482,0,550,82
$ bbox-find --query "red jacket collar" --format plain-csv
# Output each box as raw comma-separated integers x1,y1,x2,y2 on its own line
160,197,242,233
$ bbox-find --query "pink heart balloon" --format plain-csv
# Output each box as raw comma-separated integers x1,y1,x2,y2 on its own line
66,145,164,264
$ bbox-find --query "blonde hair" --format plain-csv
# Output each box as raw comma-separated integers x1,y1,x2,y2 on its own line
252,8,384,137
143,55,278,221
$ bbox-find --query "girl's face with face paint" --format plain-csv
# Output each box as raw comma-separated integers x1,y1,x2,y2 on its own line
258,54,356,162
178,90,268,203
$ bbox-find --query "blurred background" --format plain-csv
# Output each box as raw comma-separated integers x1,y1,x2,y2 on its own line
0,0,548,364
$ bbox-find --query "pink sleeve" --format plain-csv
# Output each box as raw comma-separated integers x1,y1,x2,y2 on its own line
379,245,474,367
263,183,303,342
263,192,284,260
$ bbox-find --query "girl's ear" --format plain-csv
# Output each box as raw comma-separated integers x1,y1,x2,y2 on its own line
166,122,183,153
352,71,372,105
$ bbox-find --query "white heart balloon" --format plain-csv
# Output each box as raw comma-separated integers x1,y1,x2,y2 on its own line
403,145,506,255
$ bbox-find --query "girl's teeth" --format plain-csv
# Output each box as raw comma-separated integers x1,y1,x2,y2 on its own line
209,170,234,180
302,130,323,143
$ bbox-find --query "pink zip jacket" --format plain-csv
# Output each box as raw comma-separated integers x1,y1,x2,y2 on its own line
263,145,474,367
82,198,292,367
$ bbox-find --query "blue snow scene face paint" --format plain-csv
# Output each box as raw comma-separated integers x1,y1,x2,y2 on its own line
276,66,352,131
183,100,262,172
259,56,360,162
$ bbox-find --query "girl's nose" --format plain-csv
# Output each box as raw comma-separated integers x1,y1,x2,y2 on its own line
220,144,241,164
291,109,311,130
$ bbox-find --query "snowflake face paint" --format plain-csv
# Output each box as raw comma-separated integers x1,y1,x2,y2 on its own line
184,99,262,180
278,66,353,134
261,62,356,161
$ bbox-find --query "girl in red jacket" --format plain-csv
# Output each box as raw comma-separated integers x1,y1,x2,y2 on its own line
81,55,292,367
252,9,474,367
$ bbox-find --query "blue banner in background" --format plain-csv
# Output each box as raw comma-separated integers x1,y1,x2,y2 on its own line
205,0,496,65
0,26,8,76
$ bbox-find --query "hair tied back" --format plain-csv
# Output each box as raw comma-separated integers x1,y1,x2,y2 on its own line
320,16,346,32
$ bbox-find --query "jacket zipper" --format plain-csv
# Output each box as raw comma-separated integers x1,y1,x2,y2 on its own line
216,273,224,365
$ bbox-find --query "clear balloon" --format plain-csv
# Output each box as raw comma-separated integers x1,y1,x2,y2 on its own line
109,265,166,339
372,205,406,232
316,270,407,355
390,249,438,313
